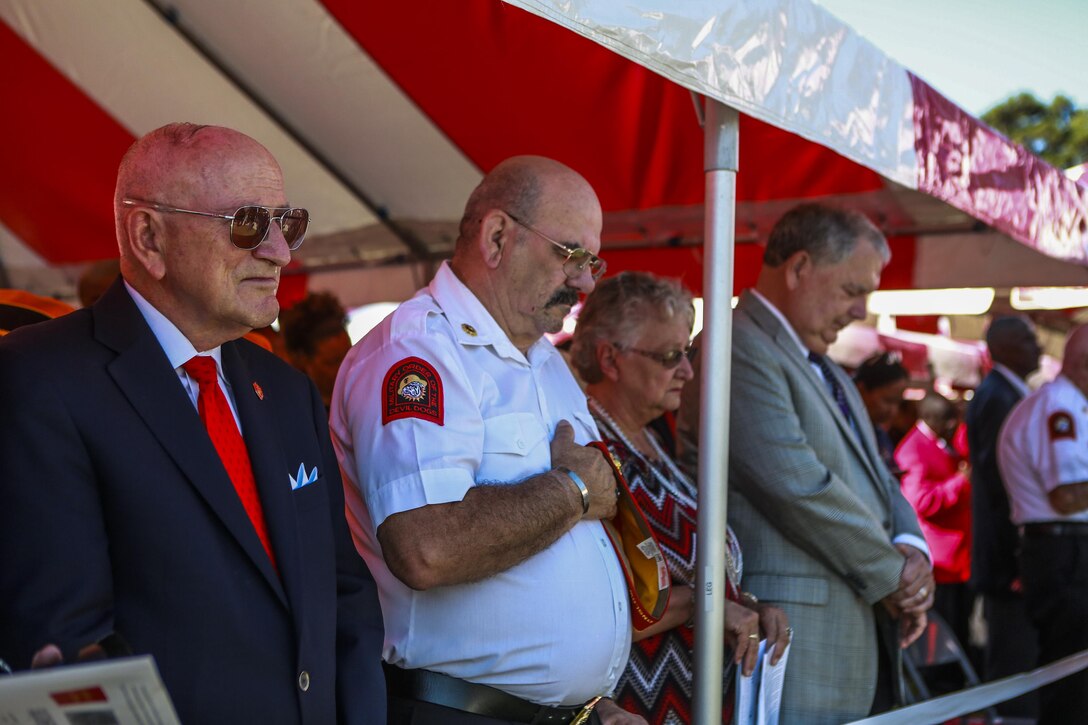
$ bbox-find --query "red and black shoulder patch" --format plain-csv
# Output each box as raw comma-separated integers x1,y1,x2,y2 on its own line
1048,411,1075,441
382,356,444,426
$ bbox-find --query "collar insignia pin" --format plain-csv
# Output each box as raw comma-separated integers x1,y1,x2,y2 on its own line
461,323,477,337
253,382,264,400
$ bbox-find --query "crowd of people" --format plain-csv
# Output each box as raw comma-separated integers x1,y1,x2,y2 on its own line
0,122,1085,725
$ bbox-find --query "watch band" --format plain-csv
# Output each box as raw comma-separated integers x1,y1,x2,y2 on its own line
557,467,590,514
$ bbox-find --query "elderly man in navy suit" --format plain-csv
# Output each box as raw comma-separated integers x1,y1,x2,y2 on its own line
0,123,385,724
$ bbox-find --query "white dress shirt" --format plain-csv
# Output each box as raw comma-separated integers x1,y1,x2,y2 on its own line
125,281,240,428
330,262,630,706
998,374,1088,524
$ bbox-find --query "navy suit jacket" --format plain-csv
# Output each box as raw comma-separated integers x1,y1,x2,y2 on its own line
0,281,385,724
965,369,1024,595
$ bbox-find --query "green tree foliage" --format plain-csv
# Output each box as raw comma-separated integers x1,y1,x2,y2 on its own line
982,93,1088,169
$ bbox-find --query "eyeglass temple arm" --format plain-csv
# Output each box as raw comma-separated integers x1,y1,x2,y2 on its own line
122,199,232,221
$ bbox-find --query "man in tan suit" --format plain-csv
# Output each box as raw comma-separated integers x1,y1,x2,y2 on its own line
679,204,933,724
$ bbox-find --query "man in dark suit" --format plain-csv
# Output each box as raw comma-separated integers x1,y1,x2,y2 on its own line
679,204,933,724
0,123,385,724
966,315,1041,716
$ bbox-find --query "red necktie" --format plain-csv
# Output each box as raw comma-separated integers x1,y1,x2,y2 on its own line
182,356,276,568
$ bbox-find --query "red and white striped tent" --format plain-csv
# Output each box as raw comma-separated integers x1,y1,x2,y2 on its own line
3,0,1087,309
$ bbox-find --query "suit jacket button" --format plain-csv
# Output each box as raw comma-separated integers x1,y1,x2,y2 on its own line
298,670,310,692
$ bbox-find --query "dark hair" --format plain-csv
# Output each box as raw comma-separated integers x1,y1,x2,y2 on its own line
764,203,888,267
853,351,908,390
279,292,347,358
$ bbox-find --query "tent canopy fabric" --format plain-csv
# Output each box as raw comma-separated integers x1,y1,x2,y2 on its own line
2,0,1086,308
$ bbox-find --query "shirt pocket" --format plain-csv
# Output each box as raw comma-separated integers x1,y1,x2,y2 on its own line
479,412,549,483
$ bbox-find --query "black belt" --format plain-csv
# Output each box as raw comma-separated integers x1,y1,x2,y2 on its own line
1023,521,1088,537
384,664,592,724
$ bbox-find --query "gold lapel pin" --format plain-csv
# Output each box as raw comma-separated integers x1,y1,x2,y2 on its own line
461,323,478,337
252,382,264,400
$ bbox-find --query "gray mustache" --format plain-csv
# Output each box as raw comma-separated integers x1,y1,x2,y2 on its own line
547,288,579,307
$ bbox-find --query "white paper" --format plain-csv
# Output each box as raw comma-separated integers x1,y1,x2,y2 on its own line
0,656,181,725
734,638,791,725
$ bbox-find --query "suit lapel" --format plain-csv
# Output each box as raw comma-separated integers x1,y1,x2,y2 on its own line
95,282,287,605
739,292,888,492
222,342,300,613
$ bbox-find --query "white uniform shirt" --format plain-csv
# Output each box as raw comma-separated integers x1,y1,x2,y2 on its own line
330,262,630,706
998,374,1088,524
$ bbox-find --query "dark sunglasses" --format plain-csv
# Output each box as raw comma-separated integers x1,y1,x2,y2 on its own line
123,198,309,251
620,343,693,369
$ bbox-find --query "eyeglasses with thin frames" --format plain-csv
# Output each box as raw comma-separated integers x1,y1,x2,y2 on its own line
617,343,693,369
505,212,607,281
122,198,309,251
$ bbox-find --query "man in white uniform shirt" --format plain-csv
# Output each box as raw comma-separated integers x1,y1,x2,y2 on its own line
332,156,645,724
998,325,1088,725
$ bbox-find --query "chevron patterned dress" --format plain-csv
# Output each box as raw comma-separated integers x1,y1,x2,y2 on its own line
594,418,741,725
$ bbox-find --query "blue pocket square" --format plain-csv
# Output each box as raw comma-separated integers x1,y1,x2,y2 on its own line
289,463,319,490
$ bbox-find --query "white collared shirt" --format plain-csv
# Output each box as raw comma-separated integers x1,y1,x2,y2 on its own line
125,281,241,430
998,375,1088,524
330,262,630,706
747,289,932,559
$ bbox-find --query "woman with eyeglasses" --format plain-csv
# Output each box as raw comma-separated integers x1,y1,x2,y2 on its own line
853,352,911,477
571,271,790,725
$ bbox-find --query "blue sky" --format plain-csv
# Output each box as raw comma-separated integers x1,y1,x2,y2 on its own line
818,0,1087,116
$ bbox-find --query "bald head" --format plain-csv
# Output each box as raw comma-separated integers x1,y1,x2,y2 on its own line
115,124,279,222
1061,325,1088,393
456,156,597,252
112,123,293,351
450,155,603,353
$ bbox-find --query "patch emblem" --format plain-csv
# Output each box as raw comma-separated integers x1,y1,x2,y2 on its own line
383,356,443,426
1049,411,1075,440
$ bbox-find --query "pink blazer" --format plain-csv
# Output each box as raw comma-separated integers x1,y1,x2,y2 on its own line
894,424,972,584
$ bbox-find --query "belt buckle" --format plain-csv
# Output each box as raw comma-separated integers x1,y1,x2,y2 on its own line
569,696,603,725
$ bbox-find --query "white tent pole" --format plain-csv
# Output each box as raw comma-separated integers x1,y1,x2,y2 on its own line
692,98,739,725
